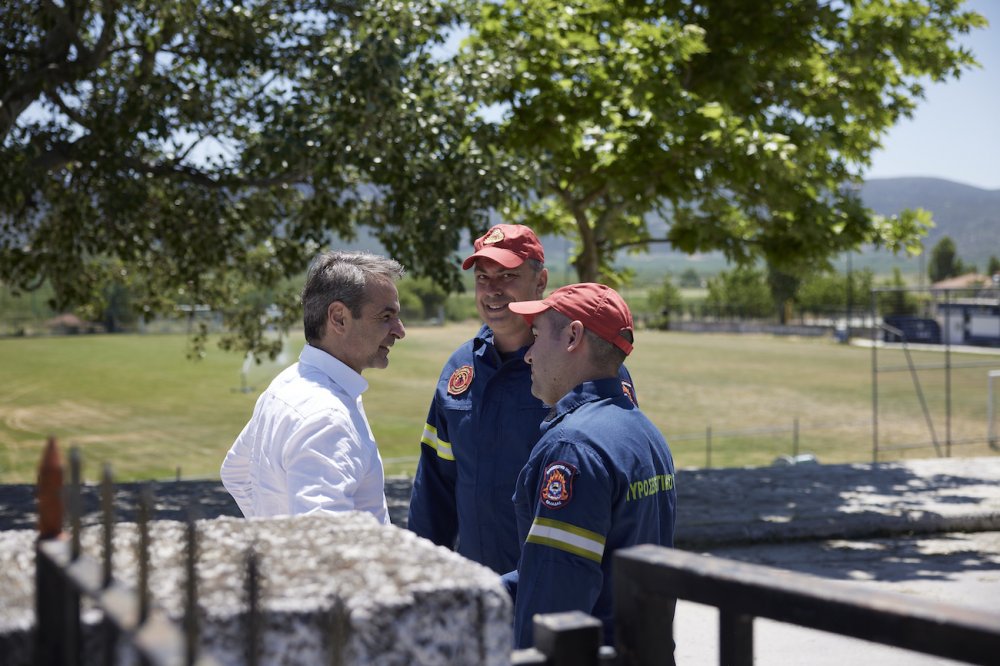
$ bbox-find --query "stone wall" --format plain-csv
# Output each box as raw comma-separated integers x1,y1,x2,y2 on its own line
2,513,511,665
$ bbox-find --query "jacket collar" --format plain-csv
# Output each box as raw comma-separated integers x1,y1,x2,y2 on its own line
541,377,624,431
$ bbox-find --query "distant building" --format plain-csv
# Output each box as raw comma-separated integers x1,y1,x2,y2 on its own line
882,279,1000,347
45,313,102,335
930,273,993,290
927,275,998,346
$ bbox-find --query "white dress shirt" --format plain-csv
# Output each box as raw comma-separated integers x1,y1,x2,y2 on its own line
220,344,390,523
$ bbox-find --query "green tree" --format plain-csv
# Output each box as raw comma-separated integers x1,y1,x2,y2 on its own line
466,0,983,283
927,236,966,283
1,0,506,357
397,276,449,321
878,267,919,316
797,268,875,315
704,266,773,319
765,264,801,325
647,275,683,329
988,256,1000,277
678,268,702,288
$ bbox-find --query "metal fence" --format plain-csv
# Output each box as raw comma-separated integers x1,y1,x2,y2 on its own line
35,437,224,665
871,286,1000,462
511,545,1000,666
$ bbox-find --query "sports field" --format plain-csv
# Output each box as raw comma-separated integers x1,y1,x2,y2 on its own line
1,324,997,483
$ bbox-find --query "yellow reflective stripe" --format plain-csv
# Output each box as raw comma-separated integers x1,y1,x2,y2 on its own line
526,517,605,563
421,423,454,461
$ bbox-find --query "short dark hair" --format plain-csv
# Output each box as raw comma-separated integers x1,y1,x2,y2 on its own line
525,258,545,273
543,309,629,372
584,328,630,371
301,251,404,344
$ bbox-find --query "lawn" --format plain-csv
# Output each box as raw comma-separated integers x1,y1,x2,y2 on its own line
1,325,997,483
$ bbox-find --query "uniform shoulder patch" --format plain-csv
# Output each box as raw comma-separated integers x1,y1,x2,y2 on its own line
621,380,637,406
447,365,474,395
540,461,578,510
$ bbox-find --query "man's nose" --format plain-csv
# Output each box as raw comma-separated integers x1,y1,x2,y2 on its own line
392,318,406,339
482,277,504,294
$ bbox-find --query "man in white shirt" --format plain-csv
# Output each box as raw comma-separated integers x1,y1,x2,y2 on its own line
221,251,406,523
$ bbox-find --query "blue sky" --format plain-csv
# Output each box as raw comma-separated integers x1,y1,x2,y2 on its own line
866,0,999,190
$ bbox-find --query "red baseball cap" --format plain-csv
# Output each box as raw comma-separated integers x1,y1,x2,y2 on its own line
509,283,634,355
462,224,544,270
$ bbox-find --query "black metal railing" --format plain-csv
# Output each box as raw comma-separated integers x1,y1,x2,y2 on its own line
611,544,1000,666
34,437,222,666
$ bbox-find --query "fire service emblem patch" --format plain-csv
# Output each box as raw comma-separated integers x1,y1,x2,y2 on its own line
540,461,578,509
447,365,474,395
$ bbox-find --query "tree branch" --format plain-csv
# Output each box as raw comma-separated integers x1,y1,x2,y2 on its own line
609,237,674,252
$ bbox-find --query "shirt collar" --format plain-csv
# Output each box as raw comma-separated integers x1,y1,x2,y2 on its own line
542,378,624,431
474,324,531,363
299,343,368,399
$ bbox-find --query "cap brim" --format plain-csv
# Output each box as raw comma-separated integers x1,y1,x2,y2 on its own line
462,247,526,270
507,299,551,326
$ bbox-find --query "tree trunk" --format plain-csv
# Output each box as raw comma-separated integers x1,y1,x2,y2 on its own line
572,208,600,283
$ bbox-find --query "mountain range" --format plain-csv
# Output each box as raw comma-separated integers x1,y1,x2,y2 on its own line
860,177,999,270
334,177,998,278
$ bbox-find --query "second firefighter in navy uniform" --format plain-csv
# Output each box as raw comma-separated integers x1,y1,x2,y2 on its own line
503,283,676,649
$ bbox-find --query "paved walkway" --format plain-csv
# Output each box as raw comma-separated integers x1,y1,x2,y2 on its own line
674,455,1000,547
672,456,1000,665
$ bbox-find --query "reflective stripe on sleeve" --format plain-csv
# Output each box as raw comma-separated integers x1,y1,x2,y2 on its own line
421,424,454,461
526,517,606,563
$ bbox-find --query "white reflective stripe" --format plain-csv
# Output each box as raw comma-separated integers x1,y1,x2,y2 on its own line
526,518,605,562
420,424,437,447
436,438,454,461
421,424,454,461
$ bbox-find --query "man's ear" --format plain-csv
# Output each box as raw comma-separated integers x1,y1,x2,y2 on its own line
566,320,585,353
534,268,549,298
327,301,348,334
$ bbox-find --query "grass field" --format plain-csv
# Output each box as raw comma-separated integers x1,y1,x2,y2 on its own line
1,325,998,483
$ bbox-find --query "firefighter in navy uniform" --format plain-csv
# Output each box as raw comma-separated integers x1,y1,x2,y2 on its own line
407,225,638,575
504,283,676,650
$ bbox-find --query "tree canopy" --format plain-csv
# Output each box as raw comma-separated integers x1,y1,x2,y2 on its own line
1,0,506,356
1,0,987,354
465,0,984,283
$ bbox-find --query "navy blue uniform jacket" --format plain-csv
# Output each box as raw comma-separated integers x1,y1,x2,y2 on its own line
503,377,675,648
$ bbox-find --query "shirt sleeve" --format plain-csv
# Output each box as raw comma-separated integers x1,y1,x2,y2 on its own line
512,440,613,648
407,397,459,547
220,421,255,517
283,410,369,516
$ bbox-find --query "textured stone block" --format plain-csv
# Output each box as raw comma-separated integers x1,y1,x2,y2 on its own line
1,513,512,665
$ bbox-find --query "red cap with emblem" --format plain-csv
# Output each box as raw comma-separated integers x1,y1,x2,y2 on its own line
462,224,544,270
508,282,634,355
